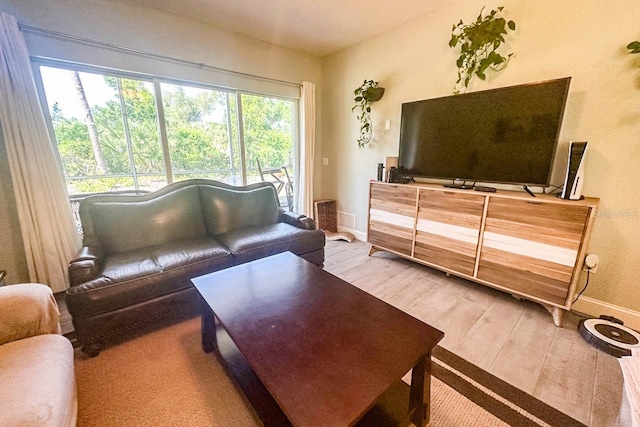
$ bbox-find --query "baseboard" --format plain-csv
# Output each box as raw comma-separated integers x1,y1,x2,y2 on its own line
337,226,367,242
573,296,640,331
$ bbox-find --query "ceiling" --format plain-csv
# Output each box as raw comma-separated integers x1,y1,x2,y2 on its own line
122,0,450,57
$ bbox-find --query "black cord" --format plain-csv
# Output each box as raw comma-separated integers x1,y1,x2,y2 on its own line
572,270,590,304
568,271,592,319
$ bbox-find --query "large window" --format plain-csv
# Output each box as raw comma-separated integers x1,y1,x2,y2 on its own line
37,64,297,209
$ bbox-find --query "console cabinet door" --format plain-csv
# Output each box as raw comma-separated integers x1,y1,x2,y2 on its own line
414,190,485,276
368,183,417,256
477,198,590,305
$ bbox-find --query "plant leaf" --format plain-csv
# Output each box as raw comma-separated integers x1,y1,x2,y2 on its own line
628,41,640,54
508,20,516,31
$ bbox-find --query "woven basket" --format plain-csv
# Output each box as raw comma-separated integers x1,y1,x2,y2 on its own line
313,199,337,232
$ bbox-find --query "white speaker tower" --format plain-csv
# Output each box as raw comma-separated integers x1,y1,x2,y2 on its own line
561,141,588,200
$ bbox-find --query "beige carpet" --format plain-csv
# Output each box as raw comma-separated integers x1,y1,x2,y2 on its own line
75,317,507,426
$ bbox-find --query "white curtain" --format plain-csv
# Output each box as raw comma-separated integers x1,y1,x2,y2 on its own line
297,81,315,218
0,13,80,292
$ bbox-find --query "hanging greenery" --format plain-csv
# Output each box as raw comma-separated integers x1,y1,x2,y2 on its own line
628,41,640,54
449,7,516,94
352,80,385,148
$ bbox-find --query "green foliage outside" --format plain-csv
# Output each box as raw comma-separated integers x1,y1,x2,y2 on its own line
50,72,294,194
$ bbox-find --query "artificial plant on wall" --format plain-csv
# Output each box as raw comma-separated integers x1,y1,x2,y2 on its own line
628,40,640,55
449,6,516,94
352,80,385,148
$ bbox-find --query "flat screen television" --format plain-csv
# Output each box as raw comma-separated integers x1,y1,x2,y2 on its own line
398,77,571,187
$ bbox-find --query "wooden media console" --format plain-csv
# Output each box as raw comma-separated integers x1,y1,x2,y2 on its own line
367,181,599,326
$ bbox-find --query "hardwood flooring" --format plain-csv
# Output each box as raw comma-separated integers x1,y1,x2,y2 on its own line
56,239,624,426
323,240,623,427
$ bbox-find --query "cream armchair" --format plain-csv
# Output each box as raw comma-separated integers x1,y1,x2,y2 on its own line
0,283,77,426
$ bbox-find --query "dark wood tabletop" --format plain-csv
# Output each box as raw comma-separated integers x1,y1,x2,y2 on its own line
192,252,444,426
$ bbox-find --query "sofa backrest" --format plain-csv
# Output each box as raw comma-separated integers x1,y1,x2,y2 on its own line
198,181,280,236
80,183,207,254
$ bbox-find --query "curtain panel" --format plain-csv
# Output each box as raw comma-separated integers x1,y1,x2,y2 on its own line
297,81,316,218
0,13,80,292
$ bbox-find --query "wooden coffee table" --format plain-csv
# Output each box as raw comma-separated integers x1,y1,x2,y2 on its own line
192,252,444,426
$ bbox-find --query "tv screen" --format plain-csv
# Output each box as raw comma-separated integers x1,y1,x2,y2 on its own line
398,77,571,186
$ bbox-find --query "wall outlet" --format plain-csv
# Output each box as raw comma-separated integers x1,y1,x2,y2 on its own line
583,253,599,274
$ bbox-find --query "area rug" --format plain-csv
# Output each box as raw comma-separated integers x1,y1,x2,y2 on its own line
74,317,584,426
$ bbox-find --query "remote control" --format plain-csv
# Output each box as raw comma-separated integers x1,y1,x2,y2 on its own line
474,186,496,193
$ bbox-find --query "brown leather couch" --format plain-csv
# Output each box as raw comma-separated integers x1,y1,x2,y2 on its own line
66,179,325,356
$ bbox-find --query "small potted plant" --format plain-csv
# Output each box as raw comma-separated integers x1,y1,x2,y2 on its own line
352,80,385,148
449,7,516,94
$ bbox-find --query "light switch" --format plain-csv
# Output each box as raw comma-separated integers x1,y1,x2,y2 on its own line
322,157,329,166
384,119,391,130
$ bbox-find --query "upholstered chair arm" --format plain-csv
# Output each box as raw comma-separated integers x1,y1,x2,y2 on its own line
279,209,317,230
0,283,61,345
68,245,104,287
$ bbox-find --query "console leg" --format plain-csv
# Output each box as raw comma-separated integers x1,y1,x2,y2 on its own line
368,245,381,256
543,304,565,327
552,307,564,327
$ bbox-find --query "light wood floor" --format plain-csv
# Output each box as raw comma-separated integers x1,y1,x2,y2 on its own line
323,239,623,427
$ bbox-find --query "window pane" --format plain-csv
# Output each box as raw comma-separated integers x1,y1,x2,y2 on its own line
241,94,295,209
40,66,164,194
120,78,165,189
160,83,239,184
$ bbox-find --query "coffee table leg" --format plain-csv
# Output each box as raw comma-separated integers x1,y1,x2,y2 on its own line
409,354,431,427
201,302,217,353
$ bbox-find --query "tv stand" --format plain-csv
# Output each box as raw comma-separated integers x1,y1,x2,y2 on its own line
367,181,599,327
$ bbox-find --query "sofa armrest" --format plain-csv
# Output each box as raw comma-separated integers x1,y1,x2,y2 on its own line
68,246,103,287
0,283,61,345
279,209,317,230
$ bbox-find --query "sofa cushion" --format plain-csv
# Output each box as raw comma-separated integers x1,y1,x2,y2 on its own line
216,222,325,265
90,185,207,254
66,237,233,317
199,184,280,236
0,334,76,427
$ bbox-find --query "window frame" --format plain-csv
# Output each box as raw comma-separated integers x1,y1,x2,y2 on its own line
32,58,300,194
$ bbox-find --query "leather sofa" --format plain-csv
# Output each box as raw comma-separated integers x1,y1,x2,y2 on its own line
66,179,325,356
0,283,77,426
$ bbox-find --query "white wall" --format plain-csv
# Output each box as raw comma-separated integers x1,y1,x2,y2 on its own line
320,0,640,312
1,0,321,87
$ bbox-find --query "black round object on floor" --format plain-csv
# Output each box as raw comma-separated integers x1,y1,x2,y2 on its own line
578,317,640,358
